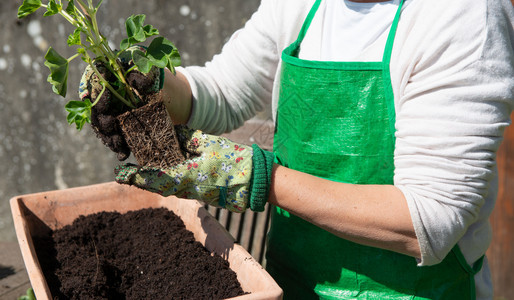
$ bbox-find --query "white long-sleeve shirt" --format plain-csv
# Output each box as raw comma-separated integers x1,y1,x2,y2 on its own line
179,0,514,298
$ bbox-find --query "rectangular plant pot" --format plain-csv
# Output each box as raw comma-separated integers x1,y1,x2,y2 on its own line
10,182,282,300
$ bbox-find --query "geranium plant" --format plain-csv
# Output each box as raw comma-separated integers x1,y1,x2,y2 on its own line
17,0,181,130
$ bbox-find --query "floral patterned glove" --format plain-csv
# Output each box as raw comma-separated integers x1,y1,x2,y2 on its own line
78,45,164,161
114,127,274,213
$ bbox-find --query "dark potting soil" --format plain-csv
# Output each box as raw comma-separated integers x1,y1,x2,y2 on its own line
34,207,246,300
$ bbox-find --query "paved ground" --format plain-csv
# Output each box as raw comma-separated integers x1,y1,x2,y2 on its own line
0,242,31,300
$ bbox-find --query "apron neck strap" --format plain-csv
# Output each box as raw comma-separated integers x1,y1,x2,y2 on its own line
291,0,405,63
289,0,323,57
382,0,405,65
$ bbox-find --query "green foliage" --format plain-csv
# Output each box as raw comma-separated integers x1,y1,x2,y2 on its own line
131,49,153,74
44,47,69,97
43,0,60,16
65,99,92,130
147,37,181,74
17,0,181,131
18,287,36,300
65,0,76,16
120,14,159,50
17,0,42,18
120,15,180,75
67,28,82,46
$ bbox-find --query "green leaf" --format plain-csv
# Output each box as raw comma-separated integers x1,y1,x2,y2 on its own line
77,48,88,62
17,0,42,18
65,99,92,130
65,0,76,17
168,47,181,70
143,24,159,38
44,47,69,97
67,28,81,46
132,49,152,74
122,15,160,50
17,287,36,300
125,14,147,43
146,37,181,73
43,0,60,17
120,38,131,51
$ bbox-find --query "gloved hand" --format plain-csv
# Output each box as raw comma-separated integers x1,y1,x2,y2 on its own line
114,126,274,213
78,45,164,161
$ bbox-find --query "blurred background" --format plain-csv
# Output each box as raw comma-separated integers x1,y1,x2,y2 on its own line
1,0,513,299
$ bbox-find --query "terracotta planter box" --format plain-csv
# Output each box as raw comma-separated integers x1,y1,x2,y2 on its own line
10,182,282,300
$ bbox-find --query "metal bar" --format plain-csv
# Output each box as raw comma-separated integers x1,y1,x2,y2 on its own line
236,211,246,243
247,211,259,254
225,210,233,232
215,207,222,220
258,205,272,264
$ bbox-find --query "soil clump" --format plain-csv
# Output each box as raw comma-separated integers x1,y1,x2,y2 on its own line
33,207,246,300
87,60,189,167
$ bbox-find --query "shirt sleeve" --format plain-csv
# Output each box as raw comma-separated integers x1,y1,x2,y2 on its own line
392,0,514,266
179,0,280,135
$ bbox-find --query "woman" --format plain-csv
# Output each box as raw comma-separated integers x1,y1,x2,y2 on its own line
88,0,514,298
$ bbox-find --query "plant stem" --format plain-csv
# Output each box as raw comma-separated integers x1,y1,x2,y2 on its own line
88,61,135,108
68,53,80,62
76,0,139,107
59,9,79,27
92,83,106,106
124,65,137,77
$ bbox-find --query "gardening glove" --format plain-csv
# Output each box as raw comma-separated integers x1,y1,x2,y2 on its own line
78,45,164,161
114,126,275,213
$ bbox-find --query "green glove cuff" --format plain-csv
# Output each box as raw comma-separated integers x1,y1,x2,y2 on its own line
249,144,274,212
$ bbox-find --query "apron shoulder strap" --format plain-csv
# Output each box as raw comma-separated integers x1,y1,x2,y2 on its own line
381,0,405,139
289,0,323,57
382,0,405,65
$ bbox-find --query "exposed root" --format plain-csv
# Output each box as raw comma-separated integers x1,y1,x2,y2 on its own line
117,98,186,168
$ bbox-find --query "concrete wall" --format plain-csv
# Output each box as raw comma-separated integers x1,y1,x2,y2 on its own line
0,0,261,241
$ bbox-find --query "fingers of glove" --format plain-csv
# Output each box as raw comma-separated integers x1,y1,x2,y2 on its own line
175,184,249,213
110,134,131,161
198,134,254,163
95,131,130,161
79,61,113,100
114,164,173,196
91,121,130,161
84,79,130,160
118,155,252,213
224,185,250,213
79,65,95,100
114,163,189,196
114,163,140,184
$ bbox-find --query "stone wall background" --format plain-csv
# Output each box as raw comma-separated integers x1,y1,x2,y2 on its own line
0,0,261,241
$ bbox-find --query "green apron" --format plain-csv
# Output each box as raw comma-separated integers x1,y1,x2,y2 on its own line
266,0,484,299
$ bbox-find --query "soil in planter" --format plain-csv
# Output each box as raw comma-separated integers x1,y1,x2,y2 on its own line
33,207,246,300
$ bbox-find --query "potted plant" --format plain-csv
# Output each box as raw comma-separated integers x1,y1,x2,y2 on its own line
18,0,186,167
